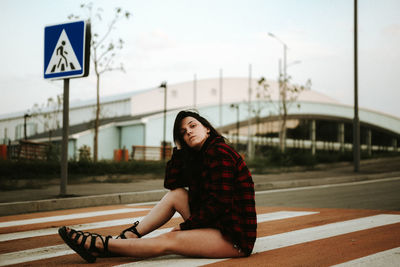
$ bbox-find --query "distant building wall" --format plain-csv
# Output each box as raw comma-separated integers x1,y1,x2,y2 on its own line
98,126,120,160
120,124,145,149
0,98,131,143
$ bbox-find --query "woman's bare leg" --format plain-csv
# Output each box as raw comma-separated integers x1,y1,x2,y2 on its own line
125,188,190,238
63,189,245,260
109,228,244,258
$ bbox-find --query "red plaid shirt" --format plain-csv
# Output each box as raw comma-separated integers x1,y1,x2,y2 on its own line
164,136,257,256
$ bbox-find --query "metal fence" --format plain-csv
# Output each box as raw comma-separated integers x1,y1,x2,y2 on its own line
7,140,49,160
132,146,172,161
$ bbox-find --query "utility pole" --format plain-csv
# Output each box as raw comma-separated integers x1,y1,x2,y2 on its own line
268,32,288,152
219,69,223,127
193,74,197,108
353,0,360,172
160,82,167,160
230,104,240,148
247,64,254,159
236,105,240,147
23,113,31,140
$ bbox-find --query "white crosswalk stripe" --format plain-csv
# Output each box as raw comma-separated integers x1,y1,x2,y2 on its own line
0,208,149,228
0,244,74,266
0,215,169,242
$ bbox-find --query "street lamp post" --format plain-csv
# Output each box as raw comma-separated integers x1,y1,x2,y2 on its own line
160,82,167,160
268,32,287,86
247,64,254,160
288,60,302,68
230,104,240,148
23,113,31,140
268,32,288,152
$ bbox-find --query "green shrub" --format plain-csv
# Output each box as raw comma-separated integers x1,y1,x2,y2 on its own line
290,150,316,166
0,160,59,180
45,144,61,162
78,145,91,162
0,160,166,181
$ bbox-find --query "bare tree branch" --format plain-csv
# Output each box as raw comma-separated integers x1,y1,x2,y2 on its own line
68,2,131,161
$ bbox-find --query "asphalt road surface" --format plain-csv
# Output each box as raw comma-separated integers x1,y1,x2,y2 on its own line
256,177,400,211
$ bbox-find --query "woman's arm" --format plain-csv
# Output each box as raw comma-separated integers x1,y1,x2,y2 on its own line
164,148,189,189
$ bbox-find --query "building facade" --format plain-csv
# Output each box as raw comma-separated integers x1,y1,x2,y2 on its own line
1,78,399,160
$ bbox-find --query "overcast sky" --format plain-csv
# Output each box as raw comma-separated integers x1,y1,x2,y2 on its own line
0,0,399,117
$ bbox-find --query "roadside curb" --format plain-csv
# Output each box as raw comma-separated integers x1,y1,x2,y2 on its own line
0,189,168,216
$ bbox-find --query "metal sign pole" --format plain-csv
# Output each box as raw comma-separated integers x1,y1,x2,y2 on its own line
163,83,167,160
60,78,70,196
44,21,90,196
353,0,360,172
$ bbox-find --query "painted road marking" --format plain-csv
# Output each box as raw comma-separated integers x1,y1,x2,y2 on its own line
114,214,400,267
0,214,168,242
0,210,316,242
332,246,400,267
0,208,149,228
257,211,318,222
127,201,159,206
0,211,318,265
252,214,400,252
0,226,206,266
1,208,398,267
0,244,74,267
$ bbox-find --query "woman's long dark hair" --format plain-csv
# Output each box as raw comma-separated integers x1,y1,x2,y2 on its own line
172,110,222,181
173,110,221,151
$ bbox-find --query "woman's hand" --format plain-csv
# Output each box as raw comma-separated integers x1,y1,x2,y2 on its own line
175,140,182,150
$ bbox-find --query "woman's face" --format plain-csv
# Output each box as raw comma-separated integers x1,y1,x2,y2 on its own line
180,116,210,150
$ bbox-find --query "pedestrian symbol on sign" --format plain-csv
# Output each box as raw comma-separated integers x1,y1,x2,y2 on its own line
45,29,82,75
55,40,75,71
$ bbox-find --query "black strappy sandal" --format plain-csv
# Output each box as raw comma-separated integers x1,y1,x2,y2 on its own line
58,226,113,263
117,220,142,239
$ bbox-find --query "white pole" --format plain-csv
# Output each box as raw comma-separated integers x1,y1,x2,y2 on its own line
247,64,253,159
193,74,197,108
219,68,223,127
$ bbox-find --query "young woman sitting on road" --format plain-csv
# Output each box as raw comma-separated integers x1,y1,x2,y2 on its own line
58,110,257,263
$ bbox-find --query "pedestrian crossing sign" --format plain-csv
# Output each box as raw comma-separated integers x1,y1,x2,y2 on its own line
44,20,90,79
